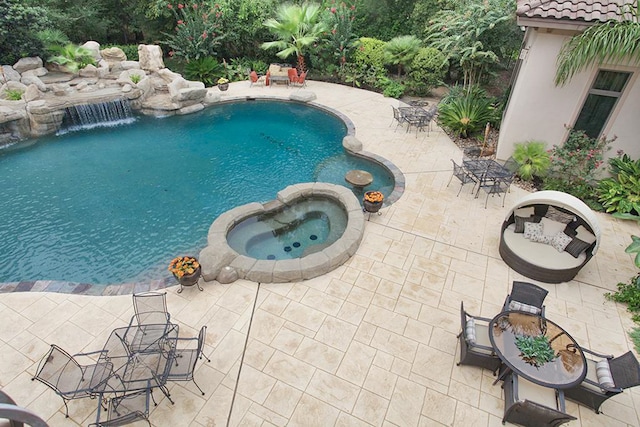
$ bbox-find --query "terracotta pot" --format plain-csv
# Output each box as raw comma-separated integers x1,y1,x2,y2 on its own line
175,265,201,287
363,200,383,213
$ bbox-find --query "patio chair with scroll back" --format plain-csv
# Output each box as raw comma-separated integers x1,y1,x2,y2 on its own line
32,345,113,418
457,301,502,374
166,326,210,395
502,372,576,426
564,349,640,414
503,281,548,317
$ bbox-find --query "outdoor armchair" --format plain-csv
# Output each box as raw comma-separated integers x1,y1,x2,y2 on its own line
91,387,151,427
166,326,210,395
503,281,548,317
502,372,576,426
564,349,640,414
448,159,477,196
32,344,113,418
132,291,169,325
457,301,501,374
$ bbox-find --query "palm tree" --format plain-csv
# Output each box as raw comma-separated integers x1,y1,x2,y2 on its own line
261,2,327,73
384,35,421,77
555,1,640,85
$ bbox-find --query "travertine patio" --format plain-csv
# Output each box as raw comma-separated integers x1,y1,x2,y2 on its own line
1,81,639,426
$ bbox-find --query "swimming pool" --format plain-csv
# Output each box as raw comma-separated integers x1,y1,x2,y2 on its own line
0,100,394,284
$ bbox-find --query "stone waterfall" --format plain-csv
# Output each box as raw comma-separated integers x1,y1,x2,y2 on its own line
59,99,136,133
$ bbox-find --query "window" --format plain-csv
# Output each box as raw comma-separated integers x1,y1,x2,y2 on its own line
573,70,631,139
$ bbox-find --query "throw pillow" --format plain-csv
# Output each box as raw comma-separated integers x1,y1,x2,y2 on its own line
514,215,541,233
530,232,552,244
576,225,597,244
551,232,573,252
564,237,591,258
514,207,535,217
596,359,616,390
465,318,476,344
508,300,541,314
524,222,544,240
545,206,576,224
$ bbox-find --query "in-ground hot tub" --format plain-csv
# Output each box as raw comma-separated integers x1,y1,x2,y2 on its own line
199,182,365,283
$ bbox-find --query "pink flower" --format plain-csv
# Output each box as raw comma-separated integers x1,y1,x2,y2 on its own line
331,28,336,34
167,4,173,9
178,3,184,8
331,7,336,13
169,50,175,57
192,3,197,8
177,19,184,24
350,5,355,10
201,31,207,39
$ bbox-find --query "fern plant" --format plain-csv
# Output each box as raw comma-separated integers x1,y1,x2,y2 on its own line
437,92,495,138
512,141,551,181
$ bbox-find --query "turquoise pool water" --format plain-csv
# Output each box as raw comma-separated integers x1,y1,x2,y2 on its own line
0,100,393,284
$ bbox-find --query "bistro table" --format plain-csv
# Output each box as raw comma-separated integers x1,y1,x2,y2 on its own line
463,158,512,182
489,311,587,389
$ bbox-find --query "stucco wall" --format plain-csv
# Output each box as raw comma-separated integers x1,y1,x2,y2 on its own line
497,28,640,162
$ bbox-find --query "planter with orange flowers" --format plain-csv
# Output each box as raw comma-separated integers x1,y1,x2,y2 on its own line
168,255,203,293
363,191,384,213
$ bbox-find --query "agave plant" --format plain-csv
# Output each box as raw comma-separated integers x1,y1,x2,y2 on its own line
512,141,551,181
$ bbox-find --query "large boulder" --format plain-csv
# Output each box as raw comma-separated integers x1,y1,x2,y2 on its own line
78,64,99,78
13,57,43,74
138,45,165,72
81,41,102,62
100,47,127,64
1,66,21,83
22,67,48,78
23,84,41,102
117,69,146,86
21,74,46,92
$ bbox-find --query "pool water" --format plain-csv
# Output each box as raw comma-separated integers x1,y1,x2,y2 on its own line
226,197,348,260
0,100,393,284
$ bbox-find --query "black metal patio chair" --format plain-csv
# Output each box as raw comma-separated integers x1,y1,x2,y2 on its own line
502,372,576,426
564,349,640,414
132,291,169,325
91,387,151,427
503,281,548,317
32,345,113,418
476,173,515,208
457,301,502,374
166,326,210,395
448,159,478,196
390,106,407,129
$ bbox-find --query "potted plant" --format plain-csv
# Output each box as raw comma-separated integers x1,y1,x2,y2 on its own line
168,256,202,292
514,334,557,367
363,191,384,213
217,77,229,91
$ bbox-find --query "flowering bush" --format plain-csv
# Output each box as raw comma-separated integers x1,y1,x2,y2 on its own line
164,3,225,61
543,130,614,208
168,256,200,278
322,1,357,69
364,191,384,203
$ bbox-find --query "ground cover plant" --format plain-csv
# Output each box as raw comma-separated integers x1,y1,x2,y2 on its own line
598,153,640,221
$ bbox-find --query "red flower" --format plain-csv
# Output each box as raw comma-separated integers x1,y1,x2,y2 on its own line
167,4,173,9
331,28,336,34
178,3,184,8
201,31,207,39
331,7,336,13
169,50,175,57
350,5,355,10
177,19,184,24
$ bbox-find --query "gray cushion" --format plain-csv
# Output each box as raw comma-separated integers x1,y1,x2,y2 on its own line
545,206,576,224
564,237,591,258
596,359,616,390
514,215,541,233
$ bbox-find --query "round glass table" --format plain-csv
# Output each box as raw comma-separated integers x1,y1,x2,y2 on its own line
489,311,587,388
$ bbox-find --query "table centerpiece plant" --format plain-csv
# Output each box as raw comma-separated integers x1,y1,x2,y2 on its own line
514,334,557,367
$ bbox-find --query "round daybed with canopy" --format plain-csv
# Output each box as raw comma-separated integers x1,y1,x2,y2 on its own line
499,190,601,284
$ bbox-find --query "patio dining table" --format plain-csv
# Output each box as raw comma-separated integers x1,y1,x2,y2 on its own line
489,311,587,389
463,158,512,182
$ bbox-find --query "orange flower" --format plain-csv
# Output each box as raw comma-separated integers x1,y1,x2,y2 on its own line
168,255,200,277
364,191,384,203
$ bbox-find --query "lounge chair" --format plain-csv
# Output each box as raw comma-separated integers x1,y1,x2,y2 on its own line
456,301,502,373
249,71,266,87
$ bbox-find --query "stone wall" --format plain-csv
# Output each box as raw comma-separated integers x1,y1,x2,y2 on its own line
0,43,212,143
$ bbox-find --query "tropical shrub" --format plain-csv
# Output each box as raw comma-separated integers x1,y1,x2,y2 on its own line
512,141,551,181
35,29,70,52
184,56,223,86
352,37,386,73
0,0,49,64
379,78,405,98
598,154,640,220
408,47,448,95
437,89,496,137
321,0,358,70
543,130,613,208
164,2,225,62
384,35,421,77
48,44,96,72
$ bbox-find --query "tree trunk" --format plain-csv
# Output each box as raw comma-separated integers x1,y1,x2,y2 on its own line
296,55,306,74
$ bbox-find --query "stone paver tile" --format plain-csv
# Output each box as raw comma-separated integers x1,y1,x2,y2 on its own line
205,307,240,347
243,338,275,371
429,327,457,355
478,390,503,419
401,282,442,307
250,309,286,345
263,350,315,391
370,328,418,362
270,326,304,355
386,376,426,427
371,294,396,310
348,286,375,308
369,261,407,285
315,316,358,351
354,321,377,345
337,301,367,325
306,369,361,412
418,306,458,334
377,280,403,300
288,394,340,427
263,380,303,419
336,341,376,386
236,365,277,404
391,357,413,379
364,305,408,335
336,411,374,426
448,379,480,407
352,389,389,426
395,296,421,319
412,344,454,387
281,301,326,332
363,364,398,400
326,278,354,299
353,272,381,292
403,318,433,345
411,255,449,278
421,388,457,426
301,288,344,316
209,329,247,374
452,401,489,427
372,351,394,370
295,337,344,373
260,292,291,316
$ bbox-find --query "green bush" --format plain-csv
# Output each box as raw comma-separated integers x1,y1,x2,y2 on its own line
48,44,96,72
184,56,223,87
379,78,405,98
606,274,640,323
512,141,550,181
598,154,640,219
104,44,139,61
437,90,496,138
352,37,386,73
407,47,448,96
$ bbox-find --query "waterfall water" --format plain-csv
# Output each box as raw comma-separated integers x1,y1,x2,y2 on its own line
58,99,136,134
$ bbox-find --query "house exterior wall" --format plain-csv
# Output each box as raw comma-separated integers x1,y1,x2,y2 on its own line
497,27,640,162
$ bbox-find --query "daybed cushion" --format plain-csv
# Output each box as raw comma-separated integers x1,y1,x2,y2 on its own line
503,223,587,270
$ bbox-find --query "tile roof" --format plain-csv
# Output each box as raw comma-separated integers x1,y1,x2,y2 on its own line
516,0,637,23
